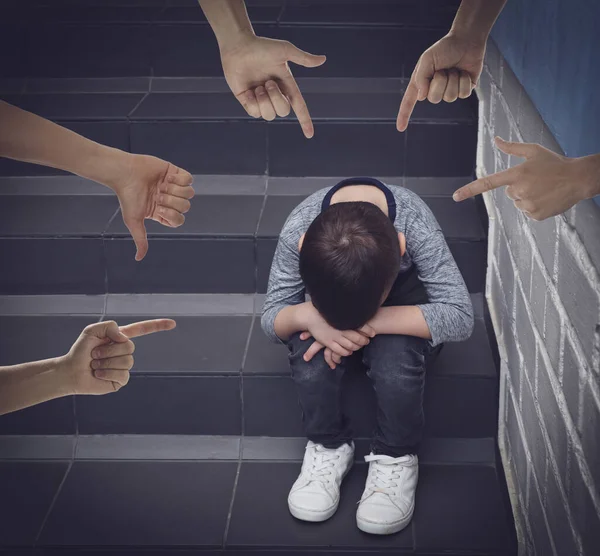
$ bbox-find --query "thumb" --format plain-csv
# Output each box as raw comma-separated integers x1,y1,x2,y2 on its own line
124,216,148,262
285,43,326,68
495,136,538,159
83,320,129,343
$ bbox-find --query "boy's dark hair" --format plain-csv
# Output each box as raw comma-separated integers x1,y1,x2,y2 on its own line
299,202,401,330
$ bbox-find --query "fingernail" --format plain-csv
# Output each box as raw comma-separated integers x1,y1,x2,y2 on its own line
91,360,98,369
167,175,173,183
452,192,461,202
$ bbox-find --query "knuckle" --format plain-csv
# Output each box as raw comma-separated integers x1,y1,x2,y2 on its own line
129,341,136,354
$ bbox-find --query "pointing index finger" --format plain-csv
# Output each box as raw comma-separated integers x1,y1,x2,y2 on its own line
397,79,420,132
453,167,518,201
280,75,314,139
119,319,177,339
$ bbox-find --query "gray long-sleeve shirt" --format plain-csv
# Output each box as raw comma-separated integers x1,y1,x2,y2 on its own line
261,180,474,346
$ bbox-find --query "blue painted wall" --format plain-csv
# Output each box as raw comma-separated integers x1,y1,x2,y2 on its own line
492,0,600,159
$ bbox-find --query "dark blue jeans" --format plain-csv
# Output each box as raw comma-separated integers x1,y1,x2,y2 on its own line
288,333,439,457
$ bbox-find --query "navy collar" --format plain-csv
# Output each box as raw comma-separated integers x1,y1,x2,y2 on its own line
321,177,396,223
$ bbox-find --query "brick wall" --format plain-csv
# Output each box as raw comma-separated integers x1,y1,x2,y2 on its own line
479,39,600,556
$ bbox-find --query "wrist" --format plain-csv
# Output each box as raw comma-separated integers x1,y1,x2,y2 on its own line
81,143,132,193
54,354,79,396
574,154,600,199
218,28,256,56
447,26,488,48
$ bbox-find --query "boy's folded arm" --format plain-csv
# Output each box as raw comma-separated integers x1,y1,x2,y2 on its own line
410,230,475,345
368,305,432,339
271,302,312,342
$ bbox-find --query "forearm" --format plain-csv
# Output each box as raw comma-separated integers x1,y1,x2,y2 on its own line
450,0,507,43
368,306,432,340
575,153,600,199
0,357,72,416
0,101,128,190
272,302,312,341
198,0,254,50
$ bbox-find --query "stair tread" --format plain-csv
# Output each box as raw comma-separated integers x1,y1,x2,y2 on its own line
0,457,513,553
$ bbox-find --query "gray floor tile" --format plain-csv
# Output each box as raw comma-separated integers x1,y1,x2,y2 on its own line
131,92,248,120
0,176,111,196
241,436,306,461
0,24,27,78
414,465,511,552
269,122,405,177
418,437,496,465
0,238,106,295
157,5,281,24
38,461,237,546
130,121,267,175
0,397,75,435
256,237,277,293
76,435,240,460
403,176,474,196
151,25,223,77
151,76,231,93
26,24,152,78
106,195,263,237
406,123,477,176
280,1,457,28
423,196,485,239
227,461,414,549
0,435,75,460
25,77,151,93
15,93,144,120
0,196,118,236
267,176,338,196
30,6,163,23
0,295,104,315
275,27,404,78
257,195,305,237
102,315,252,374
105,237,255,293
244,319,288,375
105,293,254,316
0,78,25,93
0,315,100,366
0,461,68,546
76,375,241,435
449,240,487,293
192,174,267,195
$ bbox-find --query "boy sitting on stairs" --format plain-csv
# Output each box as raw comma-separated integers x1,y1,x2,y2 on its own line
261,177,474,535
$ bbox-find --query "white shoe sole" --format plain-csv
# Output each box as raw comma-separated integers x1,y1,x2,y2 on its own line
288,459,354,523
356,505,414,535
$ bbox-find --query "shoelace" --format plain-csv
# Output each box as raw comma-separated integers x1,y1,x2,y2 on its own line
303,446,342,485
362,455,404,497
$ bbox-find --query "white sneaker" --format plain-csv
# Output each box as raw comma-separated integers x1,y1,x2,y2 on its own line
288,441,354,522
356,453,418,535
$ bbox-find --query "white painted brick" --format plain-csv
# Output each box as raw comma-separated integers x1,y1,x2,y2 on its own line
529,217,558,278
545,467,579,556
521,375,549,491
556,231,600,361
529,259,546,334
562,334,583,428
536,348,569,485
484,38,503,86
481,124,496,177
515,285,536,376
493,88,512,167
569,198,600,277
499,60,522,123
497,226,516,315
507,387,530,501
477,68,494,127
569,456,600,556
517,88,544,145
528,474,556,556
580,382,600,486
543,291,563,374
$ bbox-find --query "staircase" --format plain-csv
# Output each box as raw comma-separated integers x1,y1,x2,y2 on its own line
0,1,516,554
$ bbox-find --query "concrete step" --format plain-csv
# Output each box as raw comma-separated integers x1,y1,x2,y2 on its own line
0,293,498,438
0,175,486,295
0,434,514,554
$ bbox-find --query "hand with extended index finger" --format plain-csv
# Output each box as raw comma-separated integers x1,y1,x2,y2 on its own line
397,33,485,132
453,137,600,221
220,35,326,138
61,319,176,396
